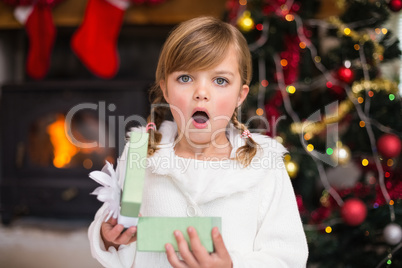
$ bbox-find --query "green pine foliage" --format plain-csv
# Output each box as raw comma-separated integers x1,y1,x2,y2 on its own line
227,0,402,266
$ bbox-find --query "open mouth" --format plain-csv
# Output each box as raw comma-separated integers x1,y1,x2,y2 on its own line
192,111,209,124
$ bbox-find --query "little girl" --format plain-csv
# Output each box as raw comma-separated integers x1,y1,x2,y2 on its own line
88,16,308,267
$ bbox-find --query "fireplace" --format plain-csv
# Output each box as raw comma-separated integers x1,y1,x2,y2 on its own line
0,81,152,224
0,24,173,224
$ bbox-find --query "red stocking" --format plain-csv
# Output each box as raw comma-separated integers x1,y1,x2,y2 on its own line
14,4,56,80
71,0,129,79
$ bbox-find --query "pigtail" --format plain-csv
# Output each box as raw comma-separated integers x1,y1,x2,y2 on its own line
147,84,168,156
231,110,259,167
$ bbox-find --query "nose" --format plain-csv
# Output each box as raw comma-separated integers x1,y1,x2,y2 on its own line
193,81,209,101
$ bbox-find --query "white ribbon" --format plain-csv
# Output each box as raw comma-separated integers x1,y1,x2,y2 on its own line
89,161,121,221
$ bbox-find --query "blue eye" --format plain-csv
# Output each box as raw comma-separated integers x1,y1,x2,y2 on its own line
215,77,228,86
178,75,192,83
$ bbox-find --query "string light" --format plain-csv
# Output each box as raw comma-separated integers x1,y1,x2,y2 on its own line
387,159,394,167
307,144,314,152
239,0,247,5
281,59,288,66
358,97,364,103
368,90,374,97
325,226,332,233
256,108,264,116
285,14,294,21
261,80,269,87
359,121,366,127
237,11,254,32
389,94,395,101
354,44,360,50
326,148,334,155
362,159,369,166
287,85,296,94
299,42,306,49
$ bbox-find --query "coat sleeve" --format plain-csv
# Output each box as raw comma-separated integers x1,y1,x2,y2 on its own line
88,142,137,268
229,162,308,267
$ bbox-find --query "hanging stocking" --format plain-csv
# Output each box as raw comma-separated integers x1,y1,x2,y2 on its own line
71,0,130,79
13,2,58,79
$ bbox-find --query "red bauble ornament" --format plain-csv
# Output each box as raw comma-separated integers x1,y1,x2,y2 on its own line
341,198,367,226
389,0,402,12
337,66,355,84
377,134,402,159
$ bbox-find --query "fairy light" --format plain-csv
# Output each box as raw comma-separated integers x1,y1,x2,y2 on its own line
261,80,269,87
354,44,360,50
389,94,395,101
375,28,381,34
256,23,263,31
390,200,395,206
382,28,388,34
285,14,294,21
256,108,264,116
237,11,254,32
358,97,364,103
387,159,394,167
304,133,312,140
359,121,366,127
307,144,314,152
385,172,391,178
325,226,332,233
314,56,321,62
287,85,296,94
299,42,306,49
239,0,247,5
344,28,351,35
275,136,284,144
326,148,334,155
326,81,333,88
281,59,288,66
362,159,369,166
368,90,374,97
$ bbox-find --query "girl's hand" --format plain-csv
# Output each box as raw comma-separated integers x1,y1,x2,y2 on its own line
100,217,137,250
165,226,233,268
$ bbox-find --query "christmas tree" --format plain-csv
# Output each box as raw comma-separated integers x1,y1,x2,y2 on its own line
226,0,402,266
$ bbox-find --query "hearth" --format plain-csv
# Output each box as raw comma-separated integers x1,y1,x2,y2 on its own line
0,81,151,224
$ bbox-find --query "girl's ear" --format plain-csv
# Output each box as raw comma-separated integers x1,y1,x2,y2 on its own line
237,84,249,107
160,80,169,103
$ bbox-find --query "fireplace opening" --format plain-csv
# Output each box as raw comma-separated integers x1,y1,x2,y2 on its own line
0,81,151,224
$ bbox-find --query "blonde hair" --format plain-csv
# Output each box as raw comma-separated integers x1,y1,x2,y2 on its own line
147,16,258,166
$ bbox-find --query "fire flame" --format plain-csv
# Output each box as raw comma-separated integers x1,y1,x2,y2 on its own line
46,115,79,168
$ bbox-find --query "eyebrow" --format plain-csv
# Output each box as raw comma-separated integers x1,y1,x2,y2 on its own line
214,70,235,77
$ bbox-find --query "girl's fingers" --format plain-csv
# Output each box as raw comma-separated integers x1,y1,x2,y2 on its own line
115,226,137,245
101,222,124,242
174,230,198,267
211,227,230,258
187,227,209,262
165,243,187,268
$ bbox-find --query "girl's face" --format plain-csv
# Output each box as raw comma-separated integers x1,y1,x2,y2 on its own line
160,46,249,150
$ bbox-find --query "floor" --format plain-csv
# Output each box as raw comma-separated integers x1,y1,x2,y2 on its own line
0,217,102,268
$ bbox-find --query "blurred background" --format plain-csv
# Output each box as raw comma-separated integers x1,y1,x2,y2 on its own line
0,0,402,267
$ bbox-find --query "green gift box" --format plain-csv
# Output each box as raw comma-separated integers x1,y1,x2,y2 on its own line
118,131,148,227
137,217,222,252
